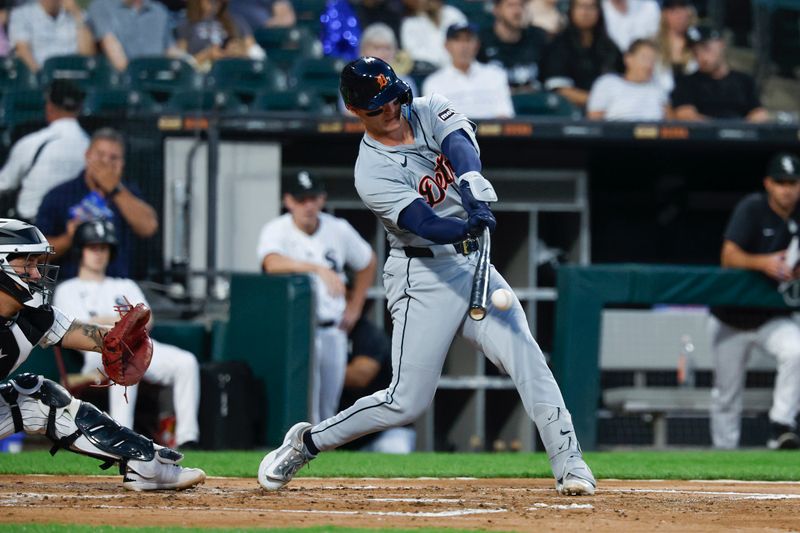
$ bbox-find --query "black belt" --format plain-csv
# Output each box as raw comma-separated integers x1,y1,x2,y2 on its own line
403,238,479,258
318,320,336,328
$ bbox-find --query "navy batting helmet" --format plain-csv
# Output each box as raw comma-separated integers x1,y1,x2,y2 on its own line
339,57,412,111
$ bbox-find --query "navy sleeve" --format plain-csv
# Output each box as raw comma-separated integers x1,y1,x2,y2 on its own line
398,198,468,244
440,129,481,177
35,188,65,235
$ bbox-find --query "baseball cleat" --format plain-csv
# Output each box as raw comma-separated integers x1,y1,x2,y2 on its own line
556,454,597,496
123,448,206,491
767,422,800,450
258,422,315,491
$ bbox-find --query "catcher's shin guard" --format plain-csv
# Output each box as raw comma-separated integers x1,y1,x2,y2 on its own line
1,373,155,464
533,403,597,496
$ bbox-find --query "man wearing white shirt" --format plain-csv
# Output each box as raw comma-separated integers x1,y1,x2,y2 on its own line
8,0,94,73
602,0,660,53
257,171,377,424
422,23,515,119
0,79,89,222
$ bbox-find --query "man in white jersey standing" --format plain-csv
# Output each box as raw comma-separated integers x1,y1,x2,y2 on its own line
259,57,596,496
256,171,377,424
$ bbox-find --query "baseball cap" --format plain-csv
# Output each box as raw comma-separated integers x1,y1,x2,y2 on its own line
767,153,800,182
47,79,85,112
446,22,478,40
285,170,325,198
686,25,723,46
662,0,692,8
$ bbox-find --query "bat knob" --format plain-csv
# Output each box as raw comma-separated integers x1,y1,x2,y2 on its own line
469,307,486,321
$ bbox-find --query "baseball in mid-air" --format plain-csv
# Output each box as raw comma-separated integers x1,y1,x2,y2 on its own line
491,289,514,311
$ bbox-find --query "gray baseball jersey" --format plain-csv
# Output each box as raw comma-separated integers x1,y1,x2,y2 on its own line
306,95,592,489
354,94,479,249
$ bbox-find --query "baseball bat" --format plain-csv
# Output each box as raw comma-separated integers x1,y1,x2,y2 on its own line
468,226,492,321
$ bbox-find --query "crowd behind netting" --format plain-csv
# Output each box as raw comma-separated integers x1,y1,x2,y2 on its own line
0,0,798,122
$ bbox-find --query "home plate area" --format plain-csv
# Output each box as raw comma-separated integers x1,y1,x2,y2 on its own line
1,476,799,531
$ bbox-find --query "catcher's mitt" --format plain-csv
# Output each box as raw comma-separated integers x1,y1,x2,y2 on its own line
101,301,153,387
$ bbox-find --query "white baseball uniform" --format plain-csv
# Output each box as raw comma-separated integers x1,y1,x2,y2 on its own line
256,211,374,423
53,278,201,446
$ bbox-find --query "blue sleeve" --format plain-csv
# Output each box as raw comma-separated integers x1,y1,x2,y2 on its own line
440,129,481,177
35,189,64,235
397,199,468,244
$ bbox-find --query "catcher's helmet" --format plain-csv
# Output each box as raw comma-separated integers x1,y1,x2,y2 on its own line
74,219,118,255
0,218,58,305
339,56,412,111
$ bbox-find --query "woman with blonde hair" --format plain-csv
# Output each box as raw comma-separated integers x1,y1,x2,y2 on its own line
654,0,697,95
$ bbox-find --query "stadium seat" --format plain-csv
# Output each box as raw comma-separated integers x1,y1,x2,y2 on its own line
125,57,202,103
0,89,46,127
511,91,581,118
39,55,120,90
205,58,288,104
294,0,327,31
252,89,335,114
164,89,247,113
81,88,159,117
290,56,347,104
0,57,37,90
252,27,320,72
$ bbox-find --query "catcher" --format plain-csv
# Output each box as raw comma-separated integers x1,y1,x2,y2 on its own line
0,218,205,491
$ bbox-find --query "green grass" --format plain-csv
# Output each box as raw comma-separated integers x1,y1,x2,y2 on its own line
1,449,799,481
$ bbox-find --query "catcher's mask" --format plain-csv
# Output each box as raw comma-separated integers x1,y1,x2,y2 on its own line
0,218,58,306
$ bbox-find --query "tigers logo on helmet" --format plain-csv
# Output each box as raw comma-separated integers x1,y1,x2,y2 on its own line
376,74,388,89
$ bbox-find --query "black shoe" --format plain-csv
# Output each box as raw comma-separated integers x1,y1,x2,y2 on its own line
179,441,202,451
767,422,800,450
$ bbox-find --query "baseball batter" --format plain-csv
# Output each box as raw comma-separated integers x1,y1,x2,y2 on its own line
0,218,205,491
259,57,596,496
257,171,377,424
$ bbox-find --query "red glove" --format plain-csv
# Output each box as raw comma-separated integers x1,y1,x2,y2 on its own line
101,302,153,387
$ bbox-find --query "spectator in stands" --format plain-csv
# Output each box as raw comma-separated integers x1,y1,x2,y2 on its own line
423,22,514,118
36,127,159,280
227,0,295,31
540,0,623,109
709,153,800,450
601,0,659,53
8,0,94,73
338,315,415,454
400,0,466,69
0,80,89,222
257,171,377,424
525,0,565,37
671,25,768,122
653,0,696,96
176,0,261,70
587,38,666,121
351,0,404,43
54,219,201,449
478,0,549,92
87,0,183,72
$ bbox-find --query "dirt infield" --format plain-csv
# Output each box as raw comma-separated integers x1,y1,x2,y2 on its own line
2,475,800,531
